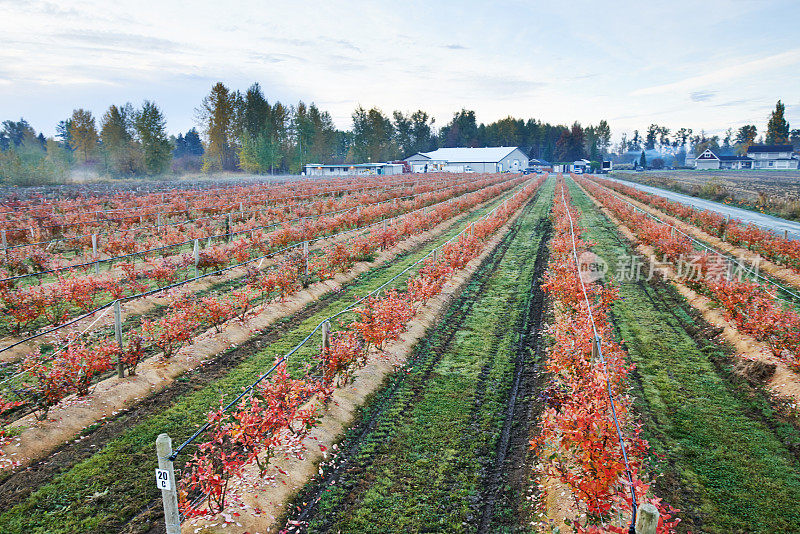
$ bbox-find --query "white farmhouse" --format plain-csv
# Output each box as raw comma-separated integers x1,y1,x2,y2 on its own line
694,149,754,170
694,145,798,170
746,144,799,169
405,147,529,173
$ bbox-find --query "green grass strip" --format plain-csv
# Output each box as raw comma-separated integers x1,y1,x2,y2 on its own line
301,179,554,533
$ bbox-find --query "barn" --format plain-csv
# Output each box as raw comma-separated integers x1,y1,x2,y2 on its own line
405,147,529,173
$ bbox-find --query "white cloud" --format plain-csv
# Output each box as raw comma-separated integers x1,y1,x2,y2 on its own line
0,0,798,139
631,49,800,97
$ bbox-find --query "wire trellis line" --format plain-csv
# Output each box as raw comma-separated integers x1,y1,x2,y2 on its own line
559,181,638,533
167,180,535,462
0,175,523,355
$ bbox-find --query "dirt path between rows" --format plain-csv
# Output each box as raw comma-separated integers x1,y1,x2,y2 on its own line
577,180,800,408
0,198,500,471
180,191,535,534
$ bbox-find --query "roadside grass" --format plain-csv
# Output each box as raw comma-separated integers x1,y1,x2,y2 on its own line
0,188,525,534
296,180,554,533
567,178,800,533
611,170,800,222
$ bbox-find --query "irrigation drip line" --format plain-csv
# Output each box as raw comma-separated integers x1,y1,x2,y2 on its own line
0,302,116,356
0,176,524,355
587,177,800,305
0,306,113,386
558,181,638,533
167,179,533,462
1,177,494,283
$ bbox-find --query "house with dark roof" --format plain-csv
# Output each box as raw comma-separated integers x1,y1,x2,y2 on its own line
694,145,798,170
746,144,798,169
694,149,753,170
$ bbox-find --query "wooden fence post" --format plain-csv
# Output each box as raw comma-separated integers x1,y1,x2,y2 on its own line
92,234,99,275
635,502,660,534
193,239,200,278
723,214,730,242
432,248,438,264
785,229,789,240
155,434,181,534
227,214,233,242
114,300,124,378
322,320,331,351
591,336,599,361
2,229,6,256
303,241,309,279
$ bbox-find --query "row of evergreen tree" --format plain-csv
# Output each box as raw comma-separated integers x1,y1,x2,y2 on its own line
1,81,796,185
193,82,608,173
614,101,798,164
0,81,611,184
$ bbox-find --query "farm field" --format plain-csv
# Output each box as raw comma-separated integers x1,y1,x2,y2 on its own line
0,173,540,533
283,177,554,533
567,176,800,533
0,173,519,433
2,172,800,534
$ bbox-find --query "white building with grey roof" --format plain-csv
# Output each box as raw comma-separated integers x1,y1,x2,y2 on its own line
405,147,529,173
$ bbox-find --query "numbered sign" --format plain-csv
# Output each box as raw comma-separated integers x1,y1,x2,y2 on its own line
156,468,172,490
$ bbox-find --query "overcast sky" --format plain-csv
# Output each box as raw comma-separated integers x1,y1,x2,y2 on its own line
1,0,798,141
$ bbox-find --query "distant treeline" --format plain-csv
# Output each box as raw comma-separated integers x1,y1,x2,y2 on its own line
0,81,612,185
1,82,797,185
612,100,798,168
